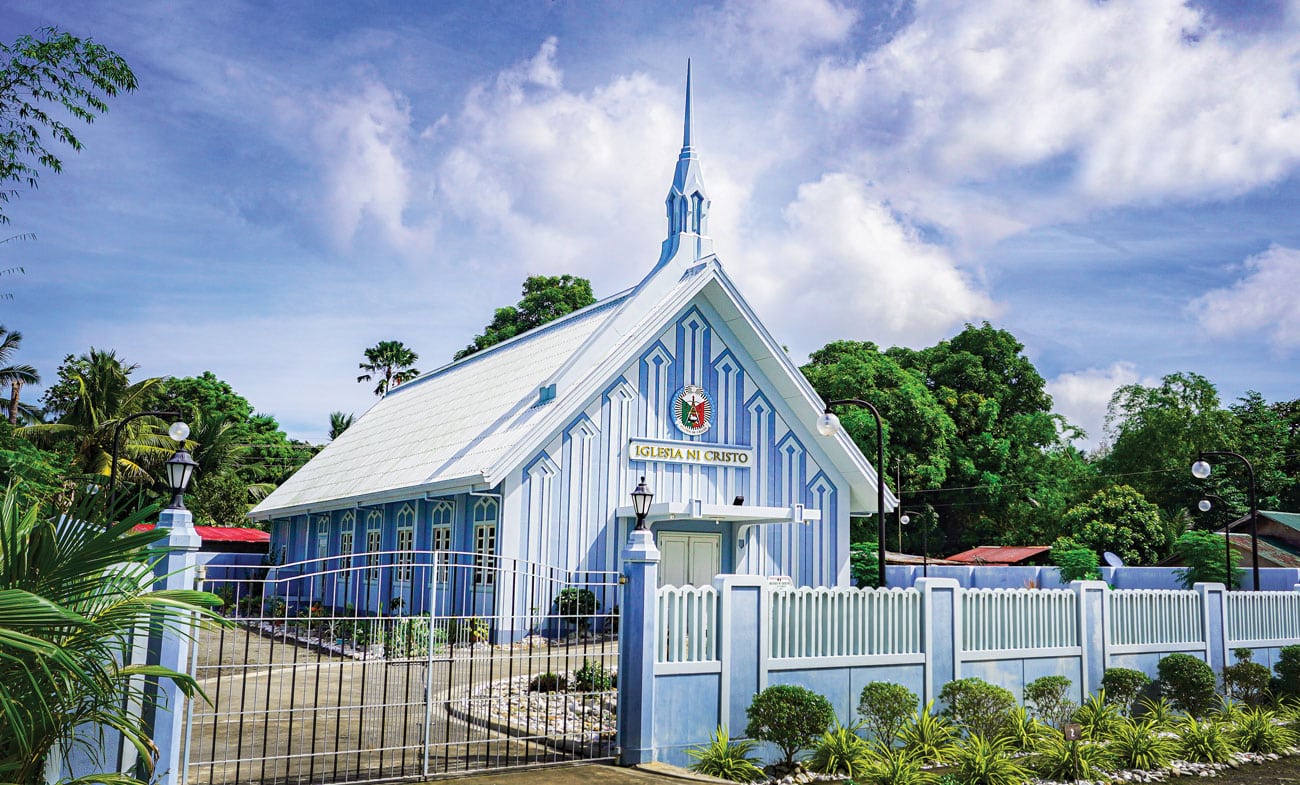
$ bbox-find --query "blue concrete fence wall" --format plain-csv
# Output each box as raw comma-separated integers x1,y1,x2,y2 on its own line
620,547,1300,767
886,564,1300,591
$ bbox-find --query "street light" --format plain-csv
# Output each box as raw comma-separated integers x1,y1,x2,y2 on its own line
899,510,930,578
107,411,186,513
1191,451,1259,591
631,476,654,532
818,398,887,588
1196,493,1236,590
164,445,199,509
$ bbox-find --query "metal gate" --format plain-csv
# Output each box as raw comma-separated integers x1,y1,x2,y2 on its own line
184,551,621,785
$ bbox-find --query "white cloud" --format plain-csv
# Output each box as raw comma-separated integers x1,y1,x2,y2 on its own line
815,0,1300,219
309,81,435,255
1190,244,1300,351
717,0,860,69
1046,362,1159,450
740,173,998,352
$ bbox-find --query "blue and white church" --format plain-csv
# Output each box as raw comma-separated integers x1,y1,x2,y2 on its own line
250,68,894,626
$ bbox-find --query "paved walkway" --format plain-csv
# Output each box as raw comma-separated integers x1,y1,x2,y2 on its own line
435,763,728,785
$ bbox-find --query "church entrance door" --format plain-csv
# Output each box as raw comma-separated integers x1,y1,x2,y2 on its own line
657,531,721,587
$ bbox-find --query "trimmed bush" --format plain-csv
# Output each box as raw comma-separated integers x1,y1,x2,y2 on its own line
744,684,835,766
528,672,567,692
859,682,919,747
687,726,765,783
1273,644,1300,698
1158,653,1217,717
1024,675,1074,730
808,719,873,779
572,658,614,692
938,678,1016,740
1101,667,1151,715
1223,649,1272,707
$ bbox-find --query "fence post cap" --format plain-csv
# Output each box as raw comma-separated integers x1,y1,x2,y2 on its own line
1192,582,1227,593
1068,580,1109,591
622,528,660,564
914,577,960,591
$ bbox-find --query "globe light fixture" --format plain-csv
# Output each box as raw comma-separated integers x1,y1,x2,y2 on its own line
1191,460,1212,480
1197,499,1212,513
631,476,654,531
816,411,840,437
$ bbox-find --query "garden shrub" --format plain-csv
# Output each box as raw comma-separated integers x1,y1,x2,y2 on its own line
553,588,599,633
686,726,765,783
1210,695,1245,724
938,678,1015,740
1223,648,1272,707
1030,734,1112,782
1108,718,1175,770
572,658,614,692
807,719,873,779
1158,653,1217,716
1050,536,1101,582
1073,691,1121,740
1232,707,1298,754
856,747,937,785
859,681,919,747
528,672,567,692
1101,667,1151,715
1176,715,1236,764
744,684,836,766
997,706,1048,753
1273,645,1300,698
898,702,959,765
951,734,1028,785
1024,675,1074,730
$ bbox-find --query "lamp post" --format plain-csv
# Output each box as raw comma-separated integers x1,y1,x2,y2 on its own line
164,445,200,509
1192,451,1259,591
631,476,654,531
818,398,887,588
107,411,186,512
899,510,929,578
1196,494,1235,590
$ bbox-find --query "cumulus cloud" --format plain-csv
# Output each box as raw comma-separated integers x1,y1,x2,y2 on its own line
815,0,1300,217
741,173,998,352
1046,362,1157,450
716,0,860,69
1190,244,1300,351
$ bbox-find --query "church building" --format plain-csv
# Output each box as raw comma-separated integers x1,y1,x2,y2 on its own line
250,67,893,628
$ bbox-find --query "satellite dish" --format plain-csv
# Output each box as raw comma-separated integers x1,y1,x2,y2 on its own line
1103,551,1124,568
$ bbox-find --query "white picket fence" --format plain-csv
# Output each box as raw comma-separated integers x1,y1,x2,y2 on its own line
962,588,1078,652
1107,589,1203,647
769,586,922,659
1227,591,1300,645
654,582,1300,665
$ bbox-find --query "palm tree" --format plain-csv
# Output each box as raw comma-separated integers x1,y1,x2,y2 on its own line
0,326,39,425
357,340,419,397
328,411,355,440
0,486,222,784
19,348,168,478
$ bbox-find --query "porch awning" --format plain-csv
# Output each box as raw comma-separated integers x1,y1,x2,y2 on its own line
613,500,820,525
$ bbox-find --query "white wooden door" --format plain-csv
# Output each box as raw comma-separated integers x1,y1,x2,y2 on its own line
657,532,721,587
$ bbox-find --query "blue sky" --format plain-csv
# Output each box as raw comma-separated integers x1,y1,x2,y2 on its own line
2,0,1297,446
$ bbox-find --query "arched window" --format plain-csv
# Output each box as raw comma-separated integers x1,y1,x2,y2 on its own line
472,497,498,586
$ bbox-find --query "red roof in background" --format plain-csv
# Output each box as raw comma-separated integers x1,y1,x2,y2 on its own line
134,523,270,543
946,545,1051,565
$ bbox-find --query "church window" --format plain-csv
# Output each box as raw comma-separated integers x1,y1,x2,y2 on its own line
365,509,383,583
472,497,498,586
395,504,416,584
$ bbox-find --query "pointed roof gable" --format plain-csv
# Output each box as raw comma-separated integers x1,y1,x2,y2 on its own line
250,65,890,521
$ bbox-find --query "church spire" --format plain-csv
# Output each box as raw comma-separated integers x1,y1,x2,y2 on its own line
659,59,712,266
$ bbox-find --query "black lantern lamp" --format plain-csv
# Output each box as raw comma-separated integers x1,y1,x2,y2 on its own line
632,476,654,531
164,446,199,509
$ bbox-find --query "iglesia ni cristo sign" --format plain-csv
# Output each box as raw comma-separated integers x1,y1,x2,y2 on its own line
628,438,754,467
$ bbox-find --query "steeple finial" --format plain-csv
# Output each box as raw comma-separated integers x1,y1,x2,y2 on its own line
658,60,712,267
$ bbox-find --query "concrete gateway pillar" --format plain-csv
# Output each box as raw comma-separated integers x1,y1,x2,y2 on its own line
618,528,660,765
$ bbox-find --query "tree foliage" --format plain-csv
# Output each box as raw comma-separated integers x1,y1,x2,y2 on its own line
1060,485,1167,566
357,340,419,397
455,274,595,360
0,27,137,223
1172,530,1239,589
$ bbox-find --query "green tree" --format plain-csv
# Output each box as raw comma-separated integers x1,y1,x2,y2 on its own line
357,340,420,397
888,323,1075,550
0,27,137,224
1061,485,1167,565
328,411,354,441
1050,536,1102,582
23,348,167,478
0,486,222,784
1172,530,1240,589
455,274,596,360
0,326,39,425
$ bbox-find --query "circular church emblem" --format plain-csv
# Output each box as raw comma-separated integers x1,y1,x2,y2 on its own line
672,385,714,436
